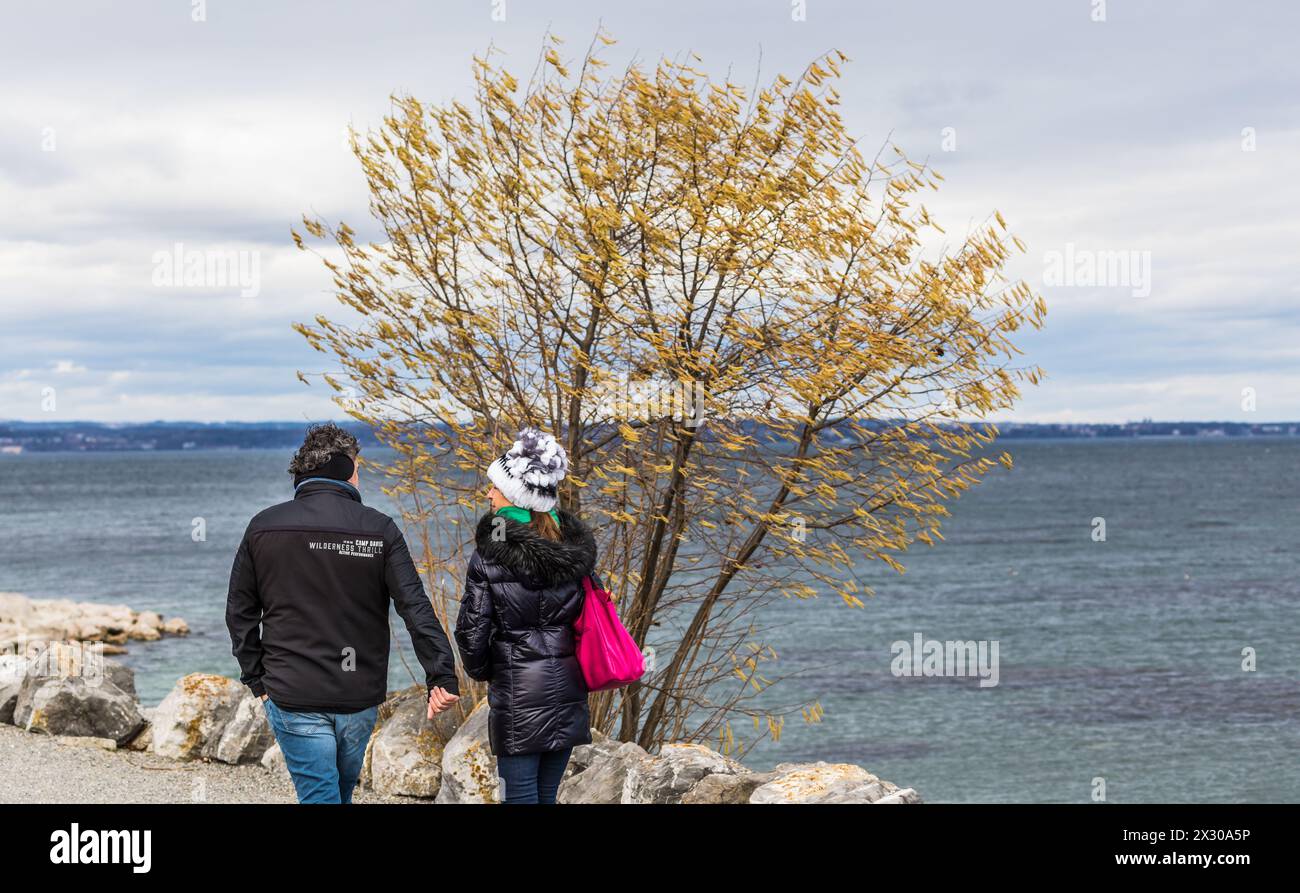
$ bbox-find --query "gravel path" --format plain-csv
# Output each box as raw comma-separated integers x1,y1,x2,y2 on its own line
0,724,421,804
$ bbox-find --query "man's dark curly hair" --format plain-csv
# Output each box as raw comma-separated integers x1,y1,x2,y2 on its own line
288,422,360,476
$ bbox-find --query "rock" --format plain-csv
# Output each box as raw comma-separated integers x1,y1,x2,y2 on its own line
10,644,142,744
682,769,779,804
127,623,161,642
123,722,153,752
11,641,135,698
23,677,145,744
151,673,245,760
875,787,921,804
368,687,459,798
212,694,274,764
261,742,289,777
749,761,903,804
101,661,136,697
835,781,887,802
435,700,498,804
75,622,105,641
0,621,21,652
558,737,651,804
553,738,748,805
360,686,417,789
162,617,190,636
56,735,118,751
564,728,619,775
0,653,27,724
624,743,747,804
0,592,188,650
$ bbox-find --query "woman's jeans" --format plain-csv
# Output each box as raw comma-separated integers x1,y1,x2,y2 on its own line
263,699,379,804
496,748,574,804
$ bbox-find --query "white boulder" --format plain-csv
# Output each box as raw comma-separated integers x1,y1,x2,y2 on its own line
749,761,910,804
212,694,275,764
151,673,245,760
367,687,458,798
624,742,747,804
435,700,499,804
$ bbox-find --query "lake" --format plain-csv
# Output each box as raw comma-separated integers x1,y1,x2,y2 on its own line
1,438,1297,802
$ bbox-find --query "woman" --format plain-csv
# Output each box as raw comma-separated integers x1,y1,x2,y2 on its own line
453,428,596,804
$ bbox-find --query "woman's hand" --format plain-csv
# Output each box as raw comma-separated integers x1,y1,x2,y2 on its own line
427,686,459,718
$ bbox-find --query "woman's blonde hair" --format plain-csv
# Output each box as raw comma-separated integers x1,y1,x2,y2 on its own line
530,510,563,542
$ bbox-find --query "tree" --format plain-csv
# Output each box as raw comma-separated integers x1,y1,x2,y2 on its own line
293,32,1045,753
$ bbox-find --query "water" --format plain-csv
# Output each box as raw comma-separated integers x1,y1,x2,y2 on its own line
1,439,1297,802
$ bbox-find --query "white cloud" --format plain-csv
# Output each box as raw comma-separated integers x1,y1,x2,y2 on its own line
1,0,1297,422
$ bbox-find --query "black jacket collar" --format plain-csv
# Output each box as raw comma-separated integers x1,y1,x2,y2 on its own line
293,478,362,503
474,510,596,588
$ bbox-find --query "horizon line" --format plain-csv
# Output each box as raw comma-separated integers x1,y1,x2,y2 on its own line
1,418,1294,428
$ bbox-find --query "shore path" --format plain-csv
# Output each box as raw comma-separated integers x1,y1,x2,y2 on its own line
0,724,417,804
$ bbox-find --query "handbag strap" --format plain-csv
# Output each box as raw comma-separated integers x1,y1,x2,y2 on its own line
575,576,597,635
581,575,610,607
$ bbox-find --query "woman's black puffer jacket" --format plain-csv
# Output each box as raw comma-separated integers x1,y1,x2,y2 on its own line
454,510,596,756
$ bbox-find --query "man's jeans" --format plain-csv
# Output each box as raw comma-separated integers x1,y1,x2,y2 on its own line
264,699,379,804
496,748,573,804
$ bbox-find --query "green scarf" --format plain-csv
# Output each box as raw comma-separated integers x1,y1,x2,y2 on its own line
495,505,560,526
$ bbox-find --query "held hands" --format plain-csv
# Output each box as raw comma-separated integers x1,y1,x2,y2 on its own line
427,686,459,718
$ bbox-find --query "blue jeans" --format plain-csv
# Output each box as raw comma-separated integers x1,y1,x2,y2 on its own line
496,748,573,804
264,699,379,804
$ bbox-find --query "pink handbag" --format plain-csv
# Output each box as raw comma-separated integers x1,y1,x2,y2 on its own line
573,576,645,691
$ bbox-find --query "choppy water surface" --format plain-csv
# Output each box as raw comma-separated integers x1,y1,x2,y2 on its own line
2,439,1296,802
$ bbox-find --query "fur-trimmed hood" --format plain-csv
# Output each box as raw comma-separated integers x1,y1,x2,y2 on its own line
474,509,597,588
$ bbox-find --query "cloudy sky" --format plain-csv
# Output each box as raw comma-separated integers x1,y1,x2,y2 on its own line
2,0,1296,423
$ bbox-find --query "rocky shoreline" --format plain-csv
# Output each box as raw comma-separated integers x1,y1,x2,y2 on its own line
0,592,190,655
0,599,919,804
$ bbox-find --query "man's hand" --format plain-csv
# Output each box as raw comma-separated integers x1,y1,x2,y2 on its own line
427,686,459,718
260,694,268,702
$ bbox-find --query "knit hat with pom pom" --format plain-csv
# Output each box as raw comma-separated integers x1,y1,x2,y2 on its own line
487,428,569,513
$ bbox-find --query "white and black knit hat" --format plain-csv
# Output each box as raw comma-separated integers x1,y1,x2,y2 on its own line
487,428,569,513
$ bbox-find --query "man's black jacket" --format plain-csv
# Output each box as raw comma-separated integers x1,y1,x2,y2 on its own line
225,479,459,712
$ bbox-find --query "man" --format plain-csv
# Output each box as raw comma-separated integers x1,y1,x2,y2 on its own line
225,423,459,803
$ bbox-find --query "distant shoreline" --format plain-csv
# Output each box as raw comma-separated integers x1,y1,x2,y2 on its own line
2,420,1297,454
